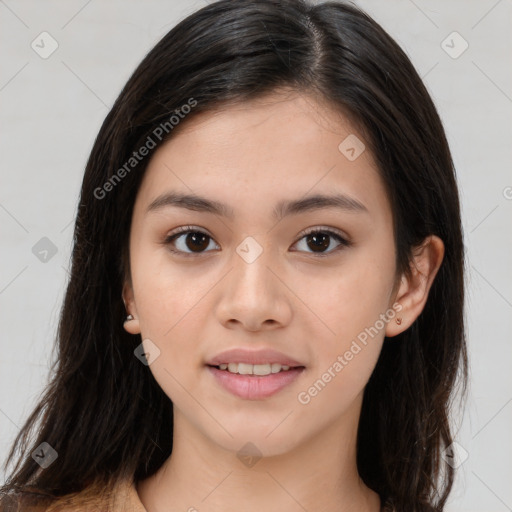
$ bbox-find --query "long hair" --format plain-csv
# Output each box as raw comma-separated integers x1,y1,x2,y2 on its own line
0,1,467,510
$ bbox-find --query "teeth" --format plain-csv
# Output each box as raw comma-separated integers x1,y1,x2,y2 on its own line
216,363,294,375
238,363,253,375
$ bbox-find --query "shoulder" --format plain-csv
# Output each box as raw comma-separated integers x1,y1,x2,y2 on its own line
0,479,146,512
110,479,147,512
0,490,53,512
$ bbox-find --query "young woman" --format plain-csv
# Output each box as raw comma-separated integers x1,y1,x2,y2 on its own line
0,0,467,511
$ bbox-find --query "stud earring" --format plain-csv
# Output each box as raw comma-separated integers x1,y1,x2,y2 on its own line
124,314,134,324
396,317,402,325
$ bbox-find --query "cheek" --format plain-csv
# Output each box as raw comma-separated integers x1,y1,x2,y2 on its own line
292,251,394,399
294,268,389,418
135,278,207,360
296,254,394,345
131,265,208,405
131,241,207,336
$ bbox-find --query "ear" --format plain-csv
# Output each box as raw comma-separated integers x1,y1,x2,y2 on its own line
386,235,444,337
122,280,141,335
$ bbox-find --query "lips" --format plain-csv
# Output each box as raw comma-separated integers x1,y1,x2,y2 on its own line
205,347,306,400
207,366,305,400
206,347,304,368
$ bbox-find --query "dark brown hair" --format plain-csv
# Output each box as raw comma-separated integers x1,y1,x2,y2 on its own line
1,1,467,510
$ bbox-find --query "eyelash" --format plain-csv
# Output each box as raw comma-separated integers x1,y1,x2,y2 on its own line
162,225,351,258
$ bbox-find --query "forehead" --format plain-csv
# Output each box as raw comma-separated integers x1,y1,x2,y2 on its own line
135,90,391,224
166,89,360,156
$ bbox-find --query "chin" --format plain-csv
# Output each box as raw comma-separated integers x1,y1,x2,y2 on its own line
203,422,306,460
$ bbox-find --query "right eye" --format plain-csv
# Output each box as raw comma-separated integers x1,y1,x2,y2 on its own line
164,226,220,256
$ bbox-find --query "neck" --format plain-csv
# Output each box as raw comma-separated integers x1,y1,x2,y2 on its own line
137,395,381,512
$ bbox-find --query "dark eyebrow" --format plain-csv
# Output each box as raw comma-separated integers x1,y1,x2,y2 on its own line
146,191,368,219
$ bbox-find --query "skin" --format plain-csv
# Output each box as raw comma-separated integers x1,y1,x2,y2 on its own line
123,88,444,512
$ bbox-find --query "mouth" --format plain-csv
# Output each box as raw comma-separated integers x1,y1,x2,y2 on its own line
207,362,303,375
206,363,306,400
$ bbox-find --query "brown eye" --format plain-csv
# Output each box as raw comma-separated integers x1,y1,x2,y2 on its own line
306,232,330,252
165,228,219,254
293,229,350,255
183,232,210,252
164,226,350,257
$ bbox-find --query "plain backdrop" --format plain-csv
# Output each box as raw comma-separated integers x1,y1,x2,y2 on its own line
1,1,511,510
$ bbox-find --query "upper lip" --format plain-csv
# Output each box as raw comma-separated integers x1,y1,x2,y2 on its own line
206,348,305,367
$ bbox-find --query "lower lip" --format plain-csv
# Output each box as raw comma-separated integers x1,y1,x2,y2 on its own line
206,366,305,400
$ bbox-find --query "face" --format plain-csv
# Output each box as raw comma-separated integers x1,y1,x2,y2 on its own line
123,89,401,457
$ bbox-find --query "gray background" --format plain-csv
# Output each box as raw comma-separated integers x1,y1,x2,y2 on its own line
1,1,511,510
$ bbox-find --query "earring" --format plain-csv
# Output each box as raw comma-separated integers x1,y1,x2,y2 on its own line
396,317,402,325
124,314,134,324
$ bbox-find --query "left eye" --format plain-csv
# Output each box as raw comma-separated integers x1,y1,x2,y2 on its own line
163,227,350,256
293,229,350,255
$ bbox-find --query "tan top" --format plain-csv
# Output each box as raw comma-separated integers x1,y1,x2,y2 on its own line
110,480,147,512
3,480,147,512
112,480,395,512
12,480,394,511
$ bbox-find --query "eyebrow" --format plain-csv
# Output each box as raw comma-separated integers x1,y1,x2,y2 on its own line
146,191,368,220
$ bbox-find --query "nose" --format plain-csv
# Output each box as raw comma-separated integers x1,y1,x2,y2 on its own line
214,240,293,332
